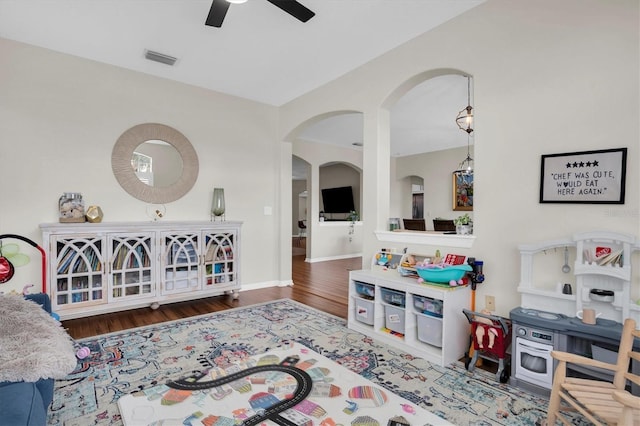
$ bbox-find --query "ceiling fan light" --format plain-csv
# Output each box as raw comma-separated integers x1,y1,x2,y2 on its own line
226,0,247,3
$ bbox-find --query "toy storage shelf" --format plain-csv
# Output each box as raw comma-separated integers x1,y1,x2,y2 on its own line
40,221,241,320
348,268,470,367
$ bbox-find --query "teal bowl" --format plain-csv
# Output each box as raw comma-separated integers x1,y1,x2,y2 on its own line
415,264,472,283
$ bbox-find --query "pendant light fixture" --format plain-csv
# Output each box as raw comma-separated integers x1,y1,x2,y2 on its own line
456,76,474,134
458,135,474,174
456,75,474,174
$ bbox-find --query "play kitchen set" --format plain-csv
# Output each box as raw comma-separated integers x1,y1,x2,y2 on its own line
510,231,640,396
348,248,486,367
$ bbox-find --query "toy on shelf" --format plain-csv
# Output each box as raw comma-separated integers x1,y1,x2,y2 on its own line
399,251,474,286
375,251,393,266
415,263,471,285
373,250,403,270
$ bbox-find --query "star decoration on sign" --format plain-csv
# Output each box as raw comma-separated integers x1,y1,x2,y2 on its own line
565,160,599,168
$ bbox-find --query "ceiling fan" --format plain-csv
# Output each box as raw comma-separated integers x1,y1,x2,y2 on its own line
206,0,315,28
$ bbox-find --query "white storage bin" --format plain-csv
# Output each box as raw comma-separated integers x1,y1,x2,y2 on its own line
385,305,405,334
354,297,375,325
417,312,443,347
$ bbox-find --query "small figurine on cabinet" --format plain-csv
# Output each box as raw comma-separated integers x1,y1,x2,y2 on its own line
475,309,498,349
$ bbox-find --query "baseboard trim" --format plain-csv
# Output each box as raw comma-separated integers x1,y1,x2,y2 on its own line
305,253,362,263
240,280,293,291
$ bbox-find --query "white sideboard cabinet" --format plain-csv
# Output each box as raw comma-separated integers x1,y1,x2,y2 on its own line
40,221,241,320
348,269,470,367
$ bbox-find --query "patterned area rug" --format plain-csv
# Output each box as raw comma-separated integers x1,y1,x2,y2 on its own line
49,299,552,425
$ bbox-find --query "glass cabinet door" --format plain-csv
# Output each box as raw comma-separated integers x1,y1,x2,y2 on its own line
109,233,155,300
161,232,200,295
53,235,105,309
203,231,236,287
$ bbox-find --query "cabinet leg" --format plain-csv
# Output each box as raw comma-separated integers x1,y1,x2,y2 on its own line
232,290,239,300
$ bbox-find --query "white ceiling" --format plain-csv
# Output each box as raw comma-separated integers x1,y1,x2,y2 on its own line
294,73,474,178
298,73,473,156
0,0,481,176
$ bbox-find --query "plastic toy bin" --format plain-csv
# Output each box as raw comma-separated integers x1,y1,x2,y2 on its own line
413,295,443,318
354,297,375,325
385,305,405,334
355,281,375,299
417,312,443,347
380,287,406,306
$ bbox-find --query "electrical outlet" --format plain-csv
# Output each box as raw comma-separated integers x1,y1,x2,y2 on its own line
485,295,496,311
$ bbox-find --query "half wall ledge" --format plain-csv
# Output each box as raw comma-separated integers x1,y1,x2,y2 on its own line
374,230,476,249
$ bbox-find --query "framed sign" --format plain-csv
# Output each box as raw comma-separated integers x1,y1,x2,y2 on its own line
539,148,627,204
453,171,473,211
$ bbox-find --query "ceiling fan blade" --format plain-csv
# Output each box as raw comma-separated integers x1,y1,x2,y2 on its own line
266,0,315,23
205,0,230,27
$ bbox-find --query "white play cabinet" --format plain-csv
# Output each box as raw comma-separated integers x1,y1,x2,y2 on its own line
348,268,470,367
40,221,241,320
518,230,638,323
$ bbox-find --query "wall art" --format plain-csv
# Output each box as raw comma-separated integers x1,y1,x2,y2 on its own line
453,171,473,211
539,148,627,204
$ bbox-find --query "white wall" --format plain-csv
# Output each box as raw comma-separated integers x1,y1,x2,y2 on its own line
279,0,639,316
0,38,282,293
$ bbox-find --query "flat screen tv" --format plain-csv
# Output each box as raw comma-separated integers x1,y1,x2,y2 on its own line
321,186,355,213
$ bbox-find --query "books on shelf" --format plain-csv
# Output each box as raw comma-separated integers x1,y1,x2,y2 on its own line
583,246,623,267
596,249,623,266
58,247,102,274
113,241,151,270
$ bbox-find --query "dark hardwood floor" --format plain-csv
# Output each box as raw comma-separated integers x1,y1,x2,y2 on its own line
62,246,362,340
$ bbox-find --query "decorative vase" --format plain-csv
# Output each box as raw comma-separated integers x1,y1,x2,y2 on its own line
85,205,104,223
211,188,225,221
456,224,472,235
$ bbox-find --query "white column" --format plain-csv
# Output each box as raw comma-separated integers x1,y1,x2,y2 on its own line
362,108,391,268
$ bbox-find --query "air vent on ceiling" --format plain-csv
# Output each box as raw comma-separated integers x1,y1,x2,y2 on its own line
144,50,177,66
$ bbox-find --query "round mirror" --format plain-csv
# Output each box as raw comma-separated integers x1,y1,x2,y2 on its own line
131,140,184,188
112,123,198,203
